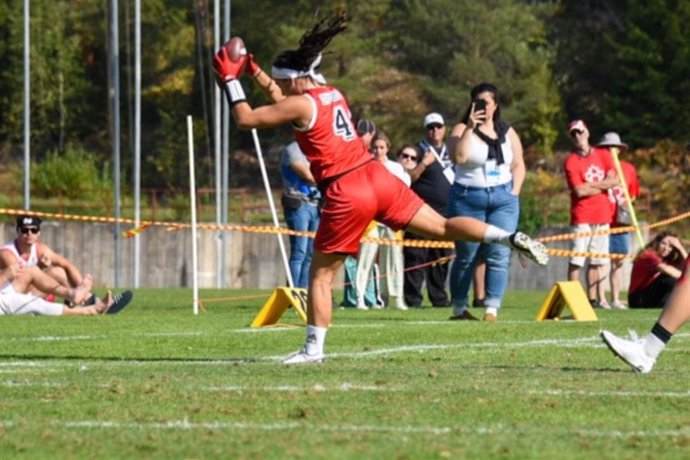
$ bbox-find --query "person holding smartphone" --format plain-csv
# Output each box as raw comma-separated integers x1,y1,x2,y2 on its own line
446,83,526,321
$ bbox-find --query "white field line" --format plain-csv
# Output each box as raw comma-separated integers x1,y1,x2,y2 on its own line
2,380,64,388
533,389,690,398
203,382,388,392
5,335,99,342
3,418,690,439
2,333,689,367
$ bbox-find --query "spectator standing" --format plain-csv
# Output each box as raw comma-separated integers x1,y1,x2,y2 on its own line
279,141,321,288
446,83,525,321
564,120,618,308
403,113,454,308
628,232,687,309
354,133,410,310
596,132,640,309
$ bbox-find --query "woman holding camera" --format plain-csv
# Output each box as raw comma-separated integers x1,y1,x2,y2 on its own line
628,232,688,308
446,83,526,321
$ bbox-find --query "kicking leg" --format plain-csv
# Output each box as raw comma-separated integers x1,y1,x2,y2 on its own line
406,204,548,266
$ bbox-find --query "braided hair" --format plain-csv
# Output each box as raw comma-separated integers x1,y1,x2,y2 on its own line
272,11,347,73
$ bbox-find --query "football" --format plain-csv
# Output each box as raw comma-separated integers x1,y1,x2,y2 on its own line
224,36,246,63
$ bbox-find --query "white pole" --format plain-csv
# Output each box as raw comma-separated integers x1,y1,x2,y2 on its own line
250,129,294,287
188,116,200,315
23,0,30,209
133,0,141,288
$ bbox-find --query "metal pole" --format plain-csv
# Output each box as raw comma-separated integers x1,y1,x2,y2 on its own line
133,0,141,287
23,0,30,209
220,0,231,287
214,0,222,288
110,0,122,287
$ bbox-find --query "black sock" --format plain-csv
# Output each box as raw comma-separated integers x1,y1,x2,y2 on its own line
651,322,673,344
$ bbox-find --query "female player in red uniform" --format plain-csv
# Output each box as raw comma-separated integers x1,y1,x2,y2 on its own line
213,12,548,364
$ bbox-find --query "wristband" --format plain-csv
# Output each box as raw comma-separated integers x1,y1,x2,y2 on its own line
222,79,246,106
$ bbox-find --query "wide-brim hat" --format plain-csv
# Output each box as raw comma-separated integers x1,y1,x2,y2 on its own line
597,132,628,151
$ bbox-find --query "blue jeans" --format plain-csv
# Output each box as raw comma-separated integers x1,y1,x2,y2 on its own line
447,182,519,309
284,202,320,288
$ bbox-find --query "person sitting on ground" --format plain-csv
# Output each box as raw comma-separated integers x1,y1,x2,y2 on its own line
628,232,687,309
0,264,117,316
0,215,93,304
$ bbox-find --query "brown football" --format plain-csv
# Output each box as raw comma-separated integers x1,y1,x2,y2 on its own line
224,36,246,63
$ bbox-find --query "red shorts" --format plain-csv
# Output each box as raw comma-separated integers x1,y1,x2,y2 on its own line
315,161,424,256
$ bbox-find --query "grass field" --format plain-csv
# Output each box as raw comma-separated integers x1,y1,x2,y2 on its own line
2,288,689,459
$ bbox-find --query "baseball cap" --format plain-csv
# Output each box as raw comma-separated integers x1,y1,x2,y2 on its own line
16,215,41,229
356,119,376,136
424,112,445,128
568,119,588,133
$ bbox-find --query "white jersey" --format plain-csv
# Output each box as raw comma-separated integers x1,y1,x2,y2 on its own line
0,240,40,266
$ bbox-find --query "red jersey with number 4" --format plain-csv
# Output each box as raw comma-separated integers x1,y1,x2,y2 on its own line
293,86,371,183
564,147,615,225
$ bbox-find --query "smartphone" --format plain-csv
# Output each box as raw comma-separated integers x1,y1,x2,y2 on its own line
473,99,487,112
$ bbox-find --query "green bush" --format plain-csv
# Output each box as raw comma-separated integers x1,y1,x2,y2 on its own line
30,145,112,200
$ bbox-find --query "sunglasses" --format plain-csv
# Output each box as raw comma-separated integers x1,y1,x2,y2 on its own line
20,227,40,235
570,130,585,137
399,153,418,161
426,124,444,130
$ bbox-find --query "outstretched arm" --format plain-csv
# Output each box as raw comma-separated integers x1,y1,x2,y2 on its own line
245,54,285,103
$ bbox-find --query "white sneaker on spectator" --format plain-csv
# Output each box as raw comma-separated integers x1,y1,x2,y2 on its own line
356,305,369,311
600,329,656,373
282,348,325,365
610,300,627,310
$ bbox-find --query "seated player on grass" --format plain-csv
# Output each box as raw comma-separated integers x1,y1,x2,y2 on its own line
0,215,96,305
0,263,127,316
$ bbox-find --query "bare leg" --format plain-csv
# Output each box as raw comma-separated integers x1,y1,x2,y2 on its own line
610,259,623,303
60,291,113,316
596,264,609,307
586,265,599,301
13,266,75,300
407,203,547,265
308,251,346,327
568,264,580,282
658,277,690,333
407,204,486,241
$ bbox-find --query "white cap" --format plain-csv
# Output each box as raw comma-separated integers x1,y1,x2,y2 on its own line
423,112,444,128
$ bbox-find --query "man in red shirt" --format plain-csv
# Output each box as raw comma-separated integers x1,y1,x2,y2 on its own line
564,120,618,307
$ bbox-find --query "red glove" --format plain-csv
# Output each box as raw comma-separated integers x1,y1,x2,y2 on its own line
212,47,247,84
245,54,262,77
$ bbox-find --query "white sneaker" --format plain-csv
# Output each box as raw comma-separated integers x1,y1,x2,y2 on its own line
600,329,656,373
282,348,325,365
356,305,369,311
509,232,549,266
395,304,408,311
